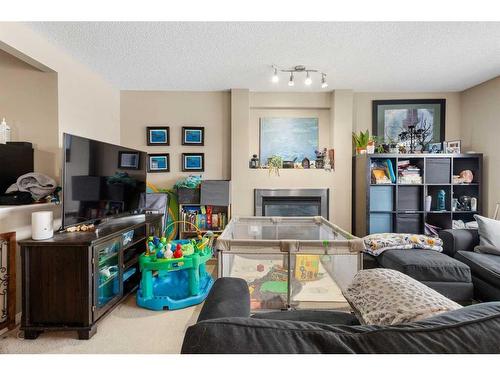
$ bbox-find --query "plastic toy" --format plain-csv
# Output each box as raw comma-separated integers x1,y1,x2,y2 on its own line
136,221,215,311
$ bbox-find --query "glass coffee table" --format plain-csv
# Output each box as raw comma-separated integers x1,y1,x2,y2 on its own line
216,216,364,311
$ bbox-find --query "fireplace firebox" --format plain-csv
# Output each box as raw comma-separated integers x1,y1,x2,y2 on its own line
254,188,329,219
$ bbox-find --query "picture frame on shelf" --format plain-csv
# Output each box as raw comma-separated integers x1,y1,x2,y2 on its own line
372,99,446,151
148,153,170,172
182,126,205,146
428,142,443,154
446,140,461,154
182,153,204,172
147,126,170,146
118,151,140,169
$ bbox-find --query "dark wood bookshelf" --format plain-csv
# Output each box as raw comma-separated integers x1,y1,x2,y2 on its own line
352,153,483,237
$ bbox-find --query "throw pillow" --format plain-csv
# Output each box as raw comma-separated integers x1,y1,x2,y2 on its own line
343,268,461,325
474,215,500,255
363,233,443,256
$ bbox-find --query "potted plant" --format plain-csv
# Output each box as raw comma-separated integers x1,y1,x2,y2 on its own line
352,130,370,155
267,155,283,176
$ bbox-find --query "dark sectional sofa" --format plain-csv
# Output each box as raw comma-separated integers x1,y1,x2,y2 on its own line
363,229,500,303
440,229,500,301
181,277,500,354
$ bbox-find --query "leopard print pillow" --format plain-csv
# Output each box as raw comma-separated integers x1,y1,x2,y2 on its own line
343,269,461,325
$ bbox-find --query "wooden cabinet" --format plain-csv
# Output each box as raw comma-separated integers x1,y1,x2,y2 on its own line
19,214,162,340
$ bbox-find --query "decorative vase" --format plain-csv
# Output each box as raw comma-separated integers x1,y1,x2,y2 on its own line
437,190,446,211
425,195,432,212
366,141,375,154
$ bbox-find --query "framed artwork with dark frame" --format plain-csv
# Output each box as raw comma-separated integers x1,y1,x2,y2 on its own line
147,126,170,146
148,153,170,173
118,151,140,170
182,126,205,146
182,153,204,172
372,99,446,150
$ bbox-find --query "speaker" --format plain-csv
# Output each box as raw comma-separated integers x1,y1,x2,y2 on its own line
32,211,54,240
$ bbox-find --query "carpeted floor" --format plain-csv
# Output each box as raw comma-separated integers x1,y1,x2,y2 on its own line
0,292,202,354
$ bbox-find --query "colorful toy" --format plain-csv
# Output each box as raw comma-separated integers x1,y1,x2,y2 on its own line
136,221,215,311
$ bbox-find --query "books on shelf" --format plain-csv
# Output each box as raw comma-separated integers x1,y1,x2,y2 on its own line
397,160,422,184
371,159,396,184
181,205,228,232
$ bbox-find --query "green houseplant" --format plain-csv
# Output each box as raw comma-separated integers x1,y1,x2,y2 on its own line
352,130,370,155
267,155,283,176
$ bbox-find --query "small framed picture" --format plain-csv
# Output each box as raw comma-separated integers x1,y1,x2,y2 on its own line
118,151,140,169
182,126,204,146
147,126,170,146
148,153,170,173
182,153,204,172
428,142,442,154
446,140,461,154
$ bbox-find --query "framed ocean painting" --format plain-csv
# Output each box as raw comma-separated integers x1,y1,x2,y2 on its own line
259,117,319,164
182,153,204,172
147,126,170,146
182,126,205,146
148,153,170,172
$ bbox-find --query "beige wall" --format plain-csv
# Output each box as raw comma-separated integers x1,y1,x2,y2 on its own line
231,91,354,230
0,22,120,146
0,23,121,316
461,76,500,217
120,91,231,189
0,49,59,178
353,92,462,141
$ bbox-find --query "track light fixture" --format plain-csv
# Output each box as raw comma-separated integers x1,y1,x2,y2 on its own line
321,73,328,88
305,71,312,85
271,65,328,89
271,67,279,83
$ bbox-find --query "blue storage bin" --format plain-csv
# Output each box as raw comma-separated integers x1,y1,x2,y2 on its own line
370,213,393,234
370,186,394,212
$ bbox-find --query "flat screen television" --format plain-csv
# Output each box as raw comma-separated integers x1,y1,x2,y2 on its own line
62,133,147,228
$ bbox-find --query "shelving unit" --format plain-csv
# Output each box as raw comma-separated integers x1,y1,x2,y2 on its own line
353,153,483,237
179,203,231,239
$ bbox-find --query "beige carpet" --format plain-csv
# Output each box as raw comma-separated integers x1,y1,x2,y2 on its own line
0,292,203,354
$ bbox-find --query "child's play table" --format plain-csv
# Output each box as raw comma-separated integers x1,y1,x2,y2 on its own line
216,216,364,310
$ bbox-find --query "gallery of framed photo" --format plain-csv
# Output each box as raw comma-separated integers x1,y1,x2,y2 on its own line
372,99,446,149
148,153,170,173
147,126,170,146
182,153,204,172
118,151,140,169
182,126,205,146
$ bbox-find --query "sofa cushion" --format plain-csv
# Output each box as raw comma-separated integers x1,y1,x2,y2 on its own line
455,251,500,289
343,269,461,325
377,249,471,283
196,277,250,323
182,302,500,353
253,310,360,326
474,214,500,253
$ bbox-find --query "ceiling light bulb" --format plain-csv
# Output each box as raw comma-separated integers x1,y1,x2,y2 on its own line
305,72,312,85
288,73,294,86
271,67,279,83
321,74,328,88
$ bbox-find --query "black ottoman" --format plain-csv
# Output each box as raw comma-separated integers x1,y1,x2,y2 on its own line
376,249,473,303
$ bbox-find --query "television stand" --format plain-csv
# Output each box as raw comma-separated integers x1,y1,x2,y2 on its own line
19,214,163,340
